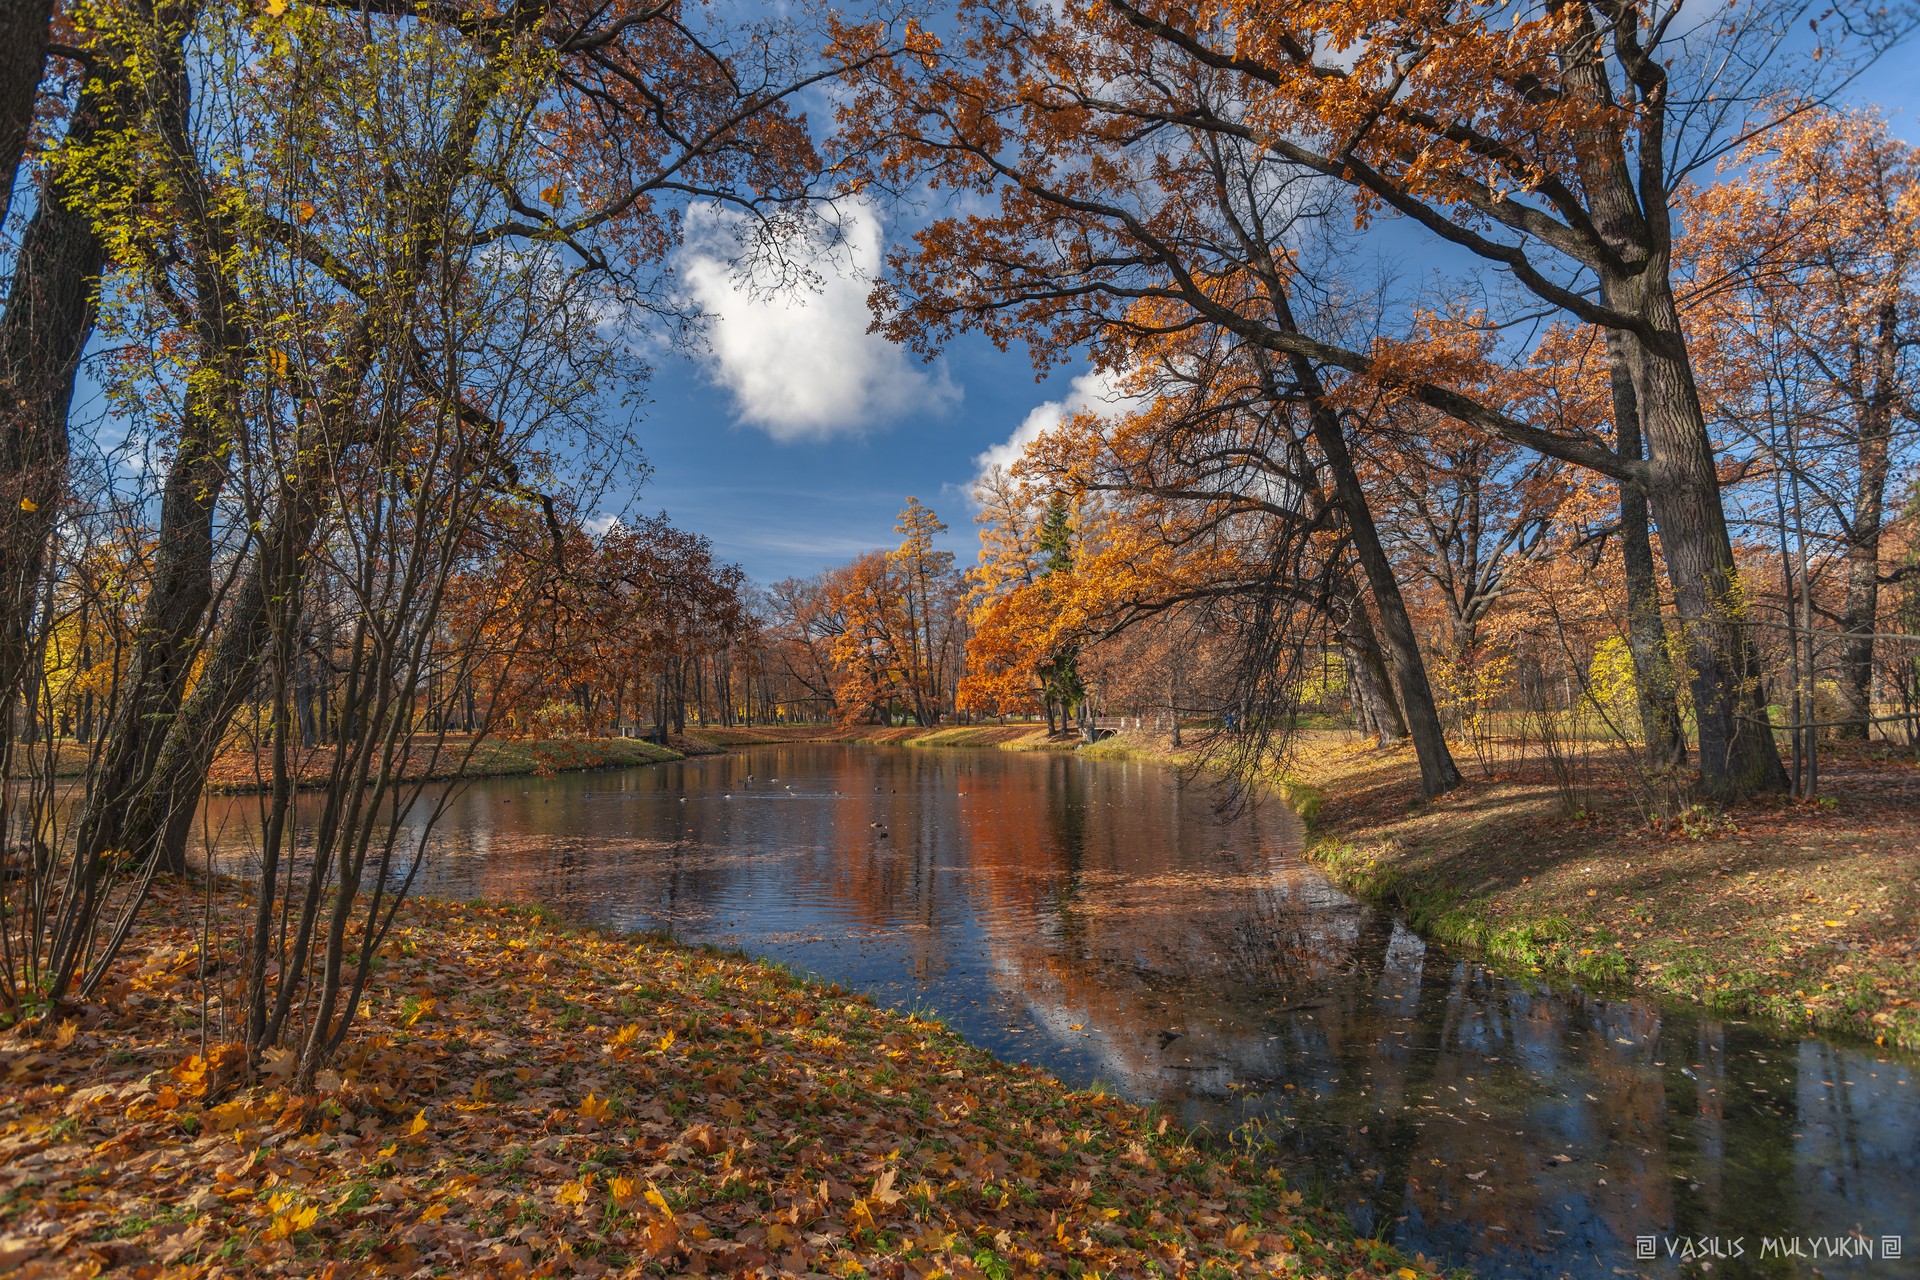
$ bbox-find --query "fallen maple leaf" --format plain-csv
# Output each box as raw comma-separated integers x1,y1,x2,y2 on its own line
265,1203,318,1240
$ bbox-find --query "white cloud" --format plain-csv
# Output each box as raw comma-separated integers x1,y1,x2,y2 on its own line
971,368,1137,491
676,201,959,441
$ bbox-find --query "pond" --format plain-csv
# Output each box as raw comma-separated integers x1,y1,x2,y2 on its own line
200,744,1918,1279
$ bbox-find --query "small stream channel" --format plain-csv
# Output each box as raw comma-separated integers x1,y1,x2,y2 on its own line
200,744,1919,1279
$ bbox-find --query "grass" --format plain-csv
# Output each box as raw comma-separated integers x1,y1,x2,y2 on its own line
681,722,1082,753
199,734,684,794
1278,730,1920,1048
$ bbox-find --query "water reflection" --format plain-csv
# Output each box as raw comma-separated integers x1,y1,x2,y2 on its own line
199,745,1917,1279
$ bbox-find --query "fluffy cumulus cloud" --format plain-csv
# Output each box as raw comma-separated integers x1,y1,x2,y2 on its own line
970,368,1136,491
676,201,959,441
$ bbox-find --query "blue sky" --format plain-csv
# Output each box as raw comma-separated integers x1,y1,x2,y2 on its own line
624,53,1920,589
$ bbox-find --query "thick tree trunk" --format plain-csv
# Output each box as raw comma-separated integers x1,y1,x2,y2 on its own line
1603,330,1686,769
64,390,229,889
1338,591,1406,745
1624,294,1788,801
0,106,104,728
118,475,332,878
1252,287,1457,793
1836,310,1897,740
1555,11,1786,801
1305,395,1460,796
0,0,52,225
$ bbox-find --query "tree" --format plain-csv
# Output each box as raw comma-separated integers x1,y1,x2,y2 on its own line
836,0,1914,798
1690,107,1920,741
889,497,962,726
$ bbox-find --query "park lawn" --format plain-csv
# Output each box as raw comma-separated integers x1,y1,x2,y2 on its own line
682,724,1077,751
0,885,1437,1280
1280,731,1920,1050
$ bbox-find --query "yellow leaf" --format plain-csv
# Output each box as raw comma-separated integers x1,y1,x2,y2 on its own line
655,1029,675,1053
1822,920,1844,928
53,1019,79,1049
18,497,36,512
608,1176,637,1205
406,997,437,1026
607,1023,642,1053
643,1183,674,1221
577,1092,612,1123
406,1109,429,1137
265,1203,318,1241
264,0,289,15
418,1203,448,1223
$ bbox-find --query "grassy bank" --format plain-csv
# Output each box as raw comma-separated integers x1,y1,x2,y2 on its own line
1076,727,1920,1048
0,884,1438,1280
200,735,685,794
1272,732,1920,1050
683,723,1080,752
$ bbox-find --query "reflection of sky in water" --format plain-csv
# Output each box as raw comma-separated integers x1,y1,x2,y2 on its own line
199,745,1918,1280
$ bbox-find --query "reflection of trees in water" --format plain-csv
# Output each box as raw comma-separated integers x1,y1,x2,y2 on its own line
199,746,1918,1280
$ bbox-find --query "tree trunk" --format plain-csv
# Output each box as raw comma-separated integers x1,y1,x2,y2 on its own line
1255,288,1457,794
0,0,52,225
1603,329,1686,769
1556,12,1786,801
1302,392,1459,795
0,103,104,730
1338,591,1406,745
64,388,230,892
114,474,332,879
1623,294,1788,800
1836,307,1897,740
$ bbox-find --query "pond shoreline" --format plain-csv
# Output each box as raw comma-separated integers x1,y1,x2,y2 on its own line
165,722,1081,797
0,882,1435,1280
1082,728,1920,1051
173,737,1920,1278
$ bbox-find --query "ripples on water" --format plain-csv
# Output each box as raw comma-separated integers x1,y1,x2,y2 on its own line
199,744,1918,1279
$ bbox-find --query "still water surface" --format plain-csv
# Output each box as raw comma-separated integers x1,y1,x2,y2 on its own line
201,745,1917,1279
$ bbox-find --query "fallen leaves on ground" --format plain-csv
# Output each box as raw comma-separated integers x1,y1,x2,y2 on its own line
0,883,1434,1279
